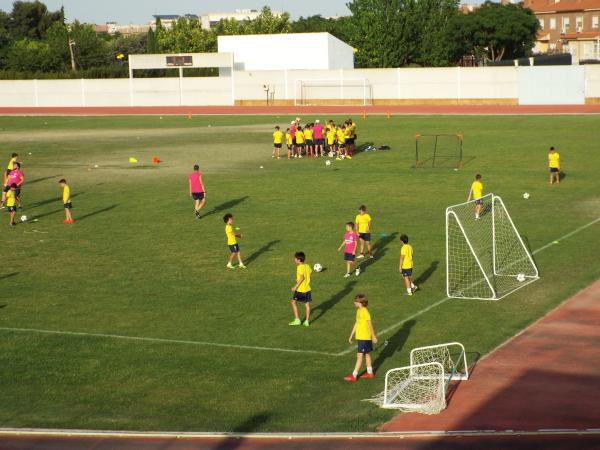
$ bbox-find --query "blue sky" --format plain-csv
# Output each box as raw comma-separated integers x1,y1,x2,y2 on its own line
0,0,351,24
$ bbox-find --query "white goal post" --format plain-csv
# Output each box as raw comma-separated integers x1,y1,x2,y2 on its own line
368,342,469,415
446,193,539,300
293,78,373,106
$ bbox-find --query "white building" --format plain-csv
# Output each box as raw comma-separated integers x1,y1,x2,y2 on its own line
200,9,282,29
217,32,355,71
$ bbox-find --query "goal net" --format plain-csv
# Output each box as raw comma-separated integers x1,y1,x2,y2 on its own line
446,194,539,300
367,342,468,415
294,79,373,106
415,134,463,168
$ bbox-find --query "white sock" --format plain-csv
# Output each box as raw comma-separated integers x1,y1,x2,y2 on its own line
352,371,358,377
411,283,416,288
367,366,373,374
476,213,480,219
407,288,412,294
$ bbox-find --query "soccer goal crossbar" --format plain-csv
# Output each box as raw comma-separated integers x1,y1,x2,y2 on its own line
294,78,373,106
446,193,539,300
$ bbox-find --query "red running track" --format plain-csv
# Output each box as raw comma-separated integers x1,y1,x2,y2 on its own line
1,104,600,116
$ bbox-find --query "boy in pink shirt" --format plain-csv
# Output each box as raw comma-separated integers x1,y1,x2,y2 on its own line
312,119,325,157
338,222,360,278
188,164,206,219
1,161,24,209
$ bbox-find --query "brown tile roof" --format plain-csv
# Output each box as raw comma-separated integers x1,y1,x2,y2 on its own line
524,0,600,13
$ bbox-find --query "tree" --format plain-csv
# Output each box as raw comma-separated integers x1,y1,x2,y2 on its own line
8,0,63,39
245,7,291,34
413,0,460,67
68,21,109,69
147,27,157,53
291,14,352,43
156,17,216,53
447,2,540,62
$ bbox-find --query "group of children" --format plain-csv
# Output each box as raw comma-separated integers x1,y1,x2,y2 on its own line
272,117,357,160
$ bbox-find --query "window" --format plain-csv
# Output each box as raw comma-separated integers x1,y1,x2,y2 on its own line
576,16,583,32
561,16,570,33
550,18,557,30
593,16,599,28
539,18,545,30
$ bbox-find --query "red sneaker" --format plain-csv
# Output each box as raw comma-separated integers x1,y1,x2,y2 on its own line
360,372,375,379
344,374,357,382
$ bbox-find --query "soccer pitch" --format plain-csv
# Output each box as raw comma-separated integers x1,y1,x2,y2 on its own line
0,114,599,432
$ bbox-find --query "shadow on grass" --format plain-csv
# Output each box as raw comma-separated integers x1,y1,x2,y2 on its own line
213,412,271,449
76,204,119,222
29,209,63,221
204,196,249,219
246,240,280,266
446,351,482,408
27,192,83,210
353,141,375,156
311,279,358,324
26,174,61,185
358,232,398,273
373,320,416,371
414,260,439,287
559,171,567,182
0,272,18,281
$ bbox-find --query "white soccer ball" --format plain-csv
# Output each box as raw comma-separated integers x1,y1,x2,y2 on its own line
325,160,331,166
523,192,530,199
20,215,27,222
313,263,323,272
516,273,526,282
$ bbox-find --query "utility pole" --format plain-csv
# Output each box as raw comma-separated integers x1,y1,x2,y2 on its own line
67,25,76,72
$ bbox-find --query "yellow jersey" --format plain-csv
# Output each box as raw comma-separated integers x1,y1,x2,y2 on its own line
62,185,70,203
295,130,305,144
7,157,16,170
5,189,15,207
326,130,336,145
225,224,237,245
400,244,413,269
355,307,372,340
549,152,560,168
273,130,283,144
355,213,372,234
304,128,313,140
285,132,292,145
296,263,312,293
337,130,346,144
471,180,484,199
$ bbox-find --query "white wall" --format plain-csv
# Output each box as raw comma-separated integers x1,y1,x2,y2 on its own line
0,66,595,107
218,33,354,71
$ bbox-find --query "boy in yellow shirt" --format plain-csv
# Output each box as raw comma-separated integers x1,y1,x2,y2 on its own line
467,174,484,219
355,205,373,259
295,126,305,158
272,126,283,159
345,294,377,381
303,124,314,158
223,213,246,269
6,183,17,226
399,234,418,296
285,128,293,159
59,179,73,224
337,125,347,159
289,251,312,327
548,146,561,185
326,126,337,157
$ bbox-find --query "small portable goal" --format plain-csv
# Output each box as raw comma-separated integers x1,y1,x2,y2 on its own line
415,134,463,168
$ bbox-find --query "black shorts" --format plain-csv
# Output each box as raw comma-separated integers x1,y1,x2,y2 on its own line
192,192,205,201
5,169,10,176
401,268,413,277
229,244,240,253
475,199,483,205
344,252,355,261
2,185,9,193
347,138,355,145
305,140,313,146
357,340,373,354
14,188,20,198
7,205,16,212
296,143,304,148
359,233,371,242
292,138,297,145
550,168,559,173
314,139,324,145
64,202,72,209
274,143,282,148
339,143,346,148
292,291,312,302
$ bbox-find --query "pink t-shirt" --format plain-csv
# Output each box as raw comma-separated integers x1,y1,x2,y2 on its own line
344,231,358,254
6,169,23,186
290,124,297,137
313,123,324,139
189,172,204,193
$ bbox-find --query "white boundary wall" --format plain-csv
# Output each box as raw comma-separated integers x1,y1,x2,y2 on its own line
0,65,599,107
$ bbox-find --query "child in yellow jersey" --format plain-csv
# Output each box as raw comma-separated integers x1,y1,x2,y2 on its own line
548,146,561,185
285,128,293,159
399,234,417,295
303,124,314,158
345,294,377,382
6,183,17,226
467,174,484,219
294,126,305,158
58,178,73,224
355,205,373,259
289,251,312,327
223,213,246,269
272,126,283,159
326,127,337,157
337,126,347,158
4,152,17,183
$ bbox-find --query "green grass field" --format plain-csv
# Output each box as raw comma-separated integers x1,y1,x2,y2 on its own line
0,114,598,432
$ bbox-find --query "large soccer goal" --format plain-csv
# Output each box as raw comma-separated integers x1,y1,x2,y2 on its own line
415,134,463,168
294,78,373,106
446,194,539,300
368,342,468,415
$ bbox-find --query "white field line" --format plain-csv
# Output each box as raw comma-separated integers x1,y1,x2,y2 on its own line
1,216,598,357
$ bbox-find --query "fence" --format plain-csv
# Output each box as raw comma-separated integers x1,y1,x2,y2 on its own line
0,65,599,107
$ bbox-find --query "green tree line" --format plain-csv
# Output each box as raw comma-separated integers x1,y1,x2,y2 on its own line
0,1,539,79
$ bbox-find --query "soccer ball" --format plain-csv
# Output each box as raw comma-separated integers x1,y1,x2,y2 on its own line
20,215,27,222
313,263,323,272
516,273,526,282
523,193,530,199
325,160,331,166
